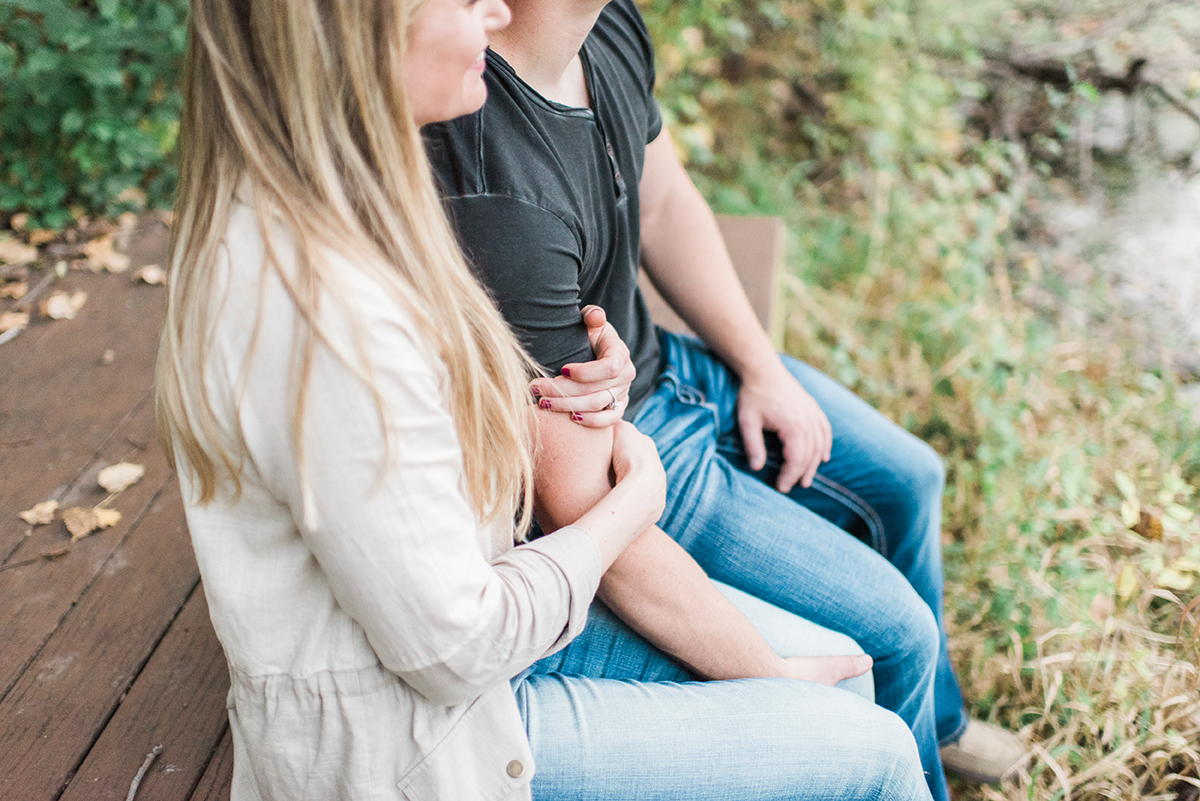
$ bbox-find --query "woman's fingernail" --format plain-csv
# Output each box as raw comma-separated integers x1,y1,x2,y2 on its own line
572,413,583,422
562,367,572,378
530,386,541,397
539,399,552,410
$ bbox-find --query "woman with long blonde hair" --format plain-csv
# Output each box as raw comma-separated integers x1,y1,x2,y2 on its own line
158,0,929,797
160,0,665,793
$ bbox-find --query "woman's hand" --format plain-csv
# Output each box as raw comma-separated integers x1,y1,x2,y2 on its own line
609,421,666,534
529,306,635,428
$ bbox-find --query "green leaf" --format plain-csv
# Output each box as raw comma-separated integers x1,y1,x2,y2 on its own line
23,48,61,75
1074,81,1100,104
0,42,17,76
60,107,84,133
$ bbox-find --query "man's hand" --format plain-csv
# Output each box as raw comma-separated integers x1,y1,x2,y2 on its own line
528,305,636,428
781,653,873,686
737,362,832,493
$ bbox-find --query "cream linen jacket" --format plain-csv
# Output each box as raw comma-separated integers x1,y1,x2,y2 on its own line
180,203,602,801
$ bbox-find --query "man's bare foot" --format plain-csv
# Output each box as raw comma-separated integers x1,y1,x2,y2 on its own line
782,654,873,686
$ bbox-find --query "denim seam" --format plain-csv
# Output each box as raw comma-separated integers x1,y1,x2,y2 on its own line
808,475,889,557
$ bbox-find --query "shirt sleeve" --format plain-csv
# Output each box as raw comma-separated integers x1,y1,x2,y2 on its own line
444,193,594,375
612,0,661,142
239,263,602,707
639,19,662,142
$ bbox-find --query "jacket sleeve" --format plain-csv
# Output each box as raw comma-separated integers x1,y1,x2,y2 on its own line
239,263,603,707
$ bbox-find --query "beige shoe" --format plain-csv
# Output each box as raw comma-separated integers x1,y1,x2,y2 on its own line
940,720,1028,784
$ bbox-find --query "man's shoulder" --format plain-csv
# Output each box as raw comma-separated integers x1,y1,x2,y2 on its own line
590,0,656,77
424,75,597,228
593,0,654,51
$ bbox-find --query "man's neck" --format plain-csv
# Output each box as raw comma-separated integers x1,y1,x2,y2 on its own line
488,0,609,108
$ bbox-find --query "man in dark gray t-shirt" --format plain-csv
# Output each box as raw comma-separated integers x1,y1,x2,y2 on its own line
425,0,1028,792
426,0,662,415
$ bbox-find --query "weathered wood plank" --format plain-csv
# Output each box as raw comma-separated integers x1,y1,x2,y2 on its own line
0,393,173,701
59,586,229,801
637,214,785,338
0,485,198,801
0,223,168,561
189,728,233,801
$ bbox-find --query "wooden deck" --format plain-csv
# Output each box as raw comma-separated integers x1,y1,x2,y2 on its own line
0,222,232,801
0,213,783,800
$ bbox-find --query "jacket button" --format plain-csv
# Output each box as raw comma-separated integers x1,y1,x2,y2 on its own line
506,760,524,778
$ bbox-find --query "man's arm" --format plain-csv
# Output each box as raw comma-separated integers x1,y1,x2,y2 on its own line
533,410,869,683
534,409,787,679
638,130,832,493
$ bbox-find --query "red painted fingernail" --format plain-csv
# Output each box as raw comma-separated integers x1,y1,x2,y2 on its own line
539,399,552,410
530,386,541,397
562,367,572,377
572,413,583,422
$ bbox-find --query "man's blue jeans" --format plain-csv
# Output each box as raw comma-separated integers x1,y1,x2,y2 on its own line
631,330,966,801
514,581,931,800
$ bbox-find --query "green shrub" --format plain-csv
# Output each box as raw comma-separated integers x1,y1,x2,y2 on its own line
0,0,187,229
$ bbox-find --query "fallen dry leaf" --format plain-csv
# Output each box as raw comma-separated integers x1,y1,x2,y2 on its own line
1132,508,1163,541
62,506,121,541
1156,568,1194,592
41,544,71,560
133,264,166,285
41,290,87,320
63,507,98,540
1,281,27,299
98,462,144,493
1170,557,1200,575
0,311,30,332
19,500,59,526
0,237,37,265
28,229,56,246
82,235,130,273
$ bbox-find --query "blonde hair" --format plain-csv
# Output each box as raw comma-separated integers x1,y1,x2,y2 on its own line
157,0,536,534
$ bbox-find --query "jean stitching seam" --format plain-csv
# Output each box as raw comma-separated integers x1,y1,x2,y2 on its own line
810,475,889,556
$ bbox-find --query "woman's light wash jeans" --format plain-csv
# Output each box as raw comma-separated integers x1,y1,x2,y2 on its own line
629,330,963,801
513,581,931,800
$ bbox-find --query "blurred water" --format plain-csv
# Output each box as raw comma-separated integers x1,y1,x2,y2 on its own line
1041,167,1200,376
1106,170,1200,347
